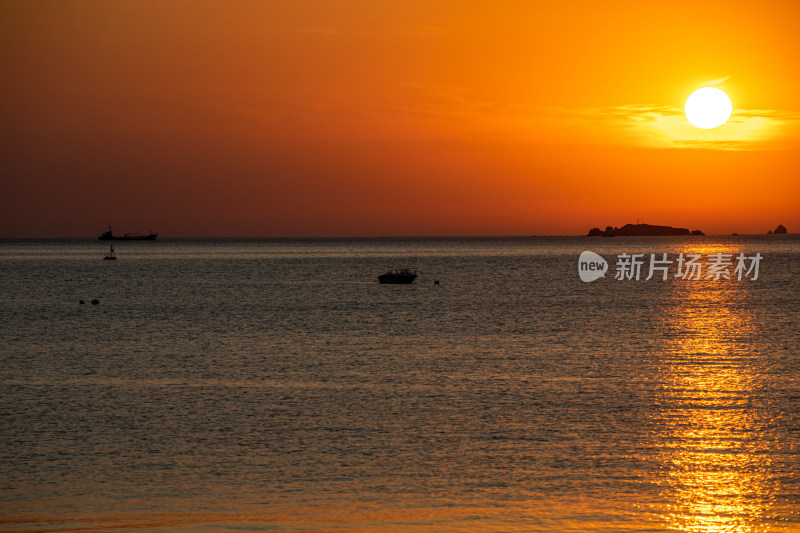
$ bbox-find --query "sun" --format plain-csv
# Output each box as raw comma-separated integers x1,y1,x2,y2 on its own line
685,87,732,129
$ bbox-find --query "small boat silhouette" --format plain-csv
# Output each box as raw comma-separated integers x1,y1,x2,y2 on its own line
378,268,417,284
103,246,117,260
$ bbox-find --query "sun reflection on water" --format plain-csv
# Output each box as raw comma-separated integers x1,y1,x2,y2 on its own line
657,244,776,533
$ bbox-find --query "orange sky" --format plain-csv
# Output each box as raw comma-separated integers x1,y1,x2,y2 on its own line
1,0,798,237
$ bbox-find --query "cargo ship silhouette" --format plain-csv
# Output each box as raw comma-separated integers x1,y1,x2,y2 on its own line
98,226,157,241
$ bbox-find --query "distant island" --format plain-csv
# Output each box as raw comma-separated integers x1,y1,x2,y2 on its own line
588,223,704,237
767,224,788,234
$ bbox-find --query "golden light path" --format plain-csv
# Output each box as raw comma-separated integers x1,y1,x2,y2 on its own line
656,243,776,533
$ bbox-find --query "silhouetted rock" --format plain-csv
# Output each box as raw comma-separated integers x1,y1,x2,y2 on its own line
773,224,787,234
587,223,695,237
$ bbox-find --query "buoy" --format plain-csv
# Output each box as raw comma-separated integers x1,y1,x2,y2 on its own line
434,280,440,285
79,300,85,304
91,299,99,305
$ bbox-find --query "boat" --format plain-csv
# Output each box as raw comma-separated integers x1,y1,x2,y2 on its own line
99,226,157,240
378,268,417,284
103,246,116,260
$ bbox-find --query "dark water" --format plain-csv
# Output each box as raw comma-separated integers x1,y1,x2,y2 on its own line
1,236,799,532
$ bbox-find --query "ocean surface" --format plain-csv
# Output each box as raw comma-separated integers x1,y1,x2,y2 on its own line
1,236,799,533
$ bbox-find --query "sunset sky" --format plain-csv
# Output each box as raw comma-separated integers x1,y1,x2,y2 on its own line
2,0,798,237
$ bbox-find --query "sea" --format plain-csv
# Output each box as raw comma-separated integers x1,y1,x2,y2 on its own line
1,236,799,533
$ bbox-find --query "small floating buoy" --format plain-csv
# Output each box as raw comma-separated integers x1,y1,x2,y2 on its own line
79,300,85,304
434,280,440,285
91,299,100,305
